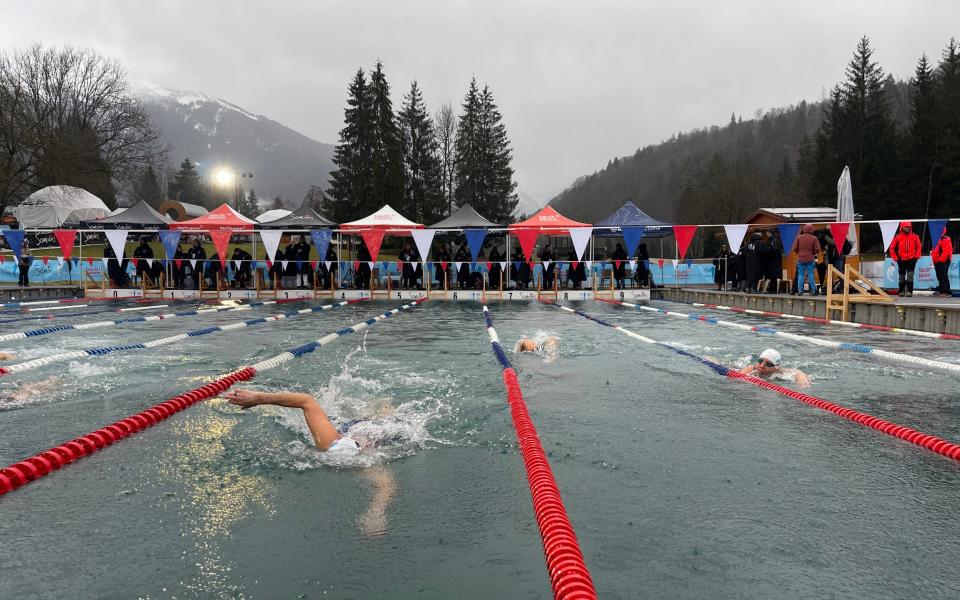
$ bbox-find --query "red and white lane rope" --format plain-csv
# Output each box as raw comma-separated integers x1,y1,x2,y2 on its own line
0,300,366,377
483,306,597,600
684,299,960,341
0,299,427,497
597,298,960,374
546,302,960,463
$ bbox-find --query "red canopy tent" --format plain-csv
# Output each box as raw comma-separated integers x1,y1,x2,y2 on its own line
339,205,424,262
508,206,590,261
168,204,257,267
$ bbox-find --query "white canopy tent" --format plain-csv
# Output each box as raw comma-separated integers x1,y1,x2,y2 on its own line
255,208,292,223
14,185,110,228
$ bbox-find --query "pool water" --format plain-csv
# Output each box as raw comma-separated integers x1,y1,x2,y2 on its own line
1,299,960,599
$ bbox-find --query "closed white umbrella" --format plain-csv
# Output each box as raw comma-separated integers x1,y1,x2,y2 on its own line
836,165,858,256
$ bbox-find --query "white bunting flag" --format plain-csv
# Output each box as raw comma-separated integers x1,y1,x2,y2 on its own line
411,228,437,261
671,259,678,268
568,227,593,261
629,259,637,270
189,259,198,270
722,224,749,251
453,261,463,272
56,257,64,268
233,260,242,271
585,260,593,270
879,220,900,253
145,258,154,268
543,260,551,271
281,260,289,271
101,257,110,270
104,230,129,261
367,261,375,270
323,261,331,271
259,230,284,261
500,261,507,271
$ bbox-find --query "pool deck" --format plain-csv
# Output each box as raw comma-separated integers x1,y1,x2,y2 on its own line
654,287,960,335
0,285,83,303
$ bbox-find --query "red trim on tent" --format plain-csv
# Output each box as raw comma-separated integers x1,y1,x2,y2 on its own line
168,204,256,231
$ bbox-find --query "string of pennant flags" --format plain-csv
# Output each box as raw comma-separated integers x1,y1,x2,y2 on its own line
0,219,952,269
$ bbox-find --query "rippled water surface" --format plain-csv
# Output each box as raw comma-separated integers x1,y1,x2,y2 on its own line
2,298,960,599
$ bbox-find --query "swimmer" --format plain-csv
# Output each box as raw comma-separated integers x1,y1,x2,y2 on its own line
0,352,15,361
0,376,62,406
739,349,811,388
514,337,559,354
223,388,361,453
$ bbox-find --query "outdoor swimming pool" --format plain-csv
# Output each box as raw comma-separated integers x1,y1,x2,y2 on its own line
2,298,960,599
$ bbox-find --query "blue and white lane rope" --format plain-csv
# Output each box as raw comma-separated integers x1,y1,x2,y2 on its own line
0,299,365,377
247,298,428,371
601,298,960,374
684,300,960,341
0,299,302,343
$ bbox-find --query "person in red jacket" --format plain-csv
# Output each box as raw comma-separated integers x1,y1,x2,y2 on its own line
931,228,953,297
889,221,922,296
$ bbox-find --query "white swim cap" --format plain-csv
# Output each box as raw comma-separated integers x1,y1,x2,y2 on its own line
759,349,782,365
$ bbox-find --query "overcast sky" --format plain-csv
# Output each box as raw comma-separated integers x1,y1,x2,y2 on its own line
4,1,959,205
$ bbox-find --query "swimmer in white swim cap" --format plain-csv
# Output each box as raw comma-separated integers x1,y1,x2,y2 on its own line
739,348,810,387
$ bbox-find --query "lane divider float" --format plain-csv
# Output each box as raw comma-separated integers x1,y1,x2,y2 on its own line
684,300,960,341
0,299,366,376
0,299,427,497
0,298,308,344
482,306,597,600
546,302,960,463
596,298,960,374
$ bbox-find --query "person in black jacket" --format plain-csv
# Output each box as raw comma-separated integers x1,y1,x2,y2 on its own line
454,243,470,290
133,237,154,284
434,242,451,288
488,247,503,290
517,251,531,289
317,246,338,289
635,243,650,288
744,232,764,293
292,235,312,288
764,231,783,293
540,244,556,289
713,244,734,291
356,241,371,289
103,241,129,288
566,249,586,289
734,243,748,292
186,238,206,290
171,243,186,288
611,243,627,289
231,247,252,288
398,241,417,289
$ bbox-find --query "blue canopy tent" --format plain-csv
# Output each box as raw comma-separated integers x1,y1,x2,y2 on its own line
593,201,672,237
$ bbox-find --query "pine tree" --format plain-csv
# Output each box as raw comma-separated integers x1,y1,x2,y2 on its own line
398,81,444,223
434,103,457,216
234,188,258,219
478,85,518,223
132,165,165,208
168,158,204,206
327,69,374,222
935,38,960,216
368,60,405,215
453,78,482,211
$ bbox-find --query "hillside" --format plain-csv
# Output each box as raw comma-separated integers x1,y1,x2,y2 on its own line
137,86,336,207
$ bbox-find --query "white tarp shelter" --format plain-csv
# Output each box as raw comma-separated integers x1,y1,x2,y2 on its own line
14,185,110,228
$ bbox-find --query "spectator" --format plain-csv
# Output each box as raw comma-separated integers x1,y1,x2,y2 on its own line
488,247,503,290
454,243,470,290
745,232,764,293
762,231,783,293
824,230,853,293
398,241,416,289
713,244,734,291
611,243,627,290
231,247,252,288
356,240,371,289
186,237,206,290
635,243,650,288
171,243,186,288
293,235,312,288
931,227,953,298
434,242,450,288
17,239,31,287
133,237,154,284
890,222,922,297
540,244,556,289
791,224,821,296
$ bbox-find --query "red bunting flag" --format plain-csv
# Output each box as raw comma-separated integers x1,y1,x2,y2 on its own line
657,259,664,269
0,255,4,263
439,261,448,272
360,229,386,263
613,259,622,269
310,260,318,270
829,222,851,251
54,229,78,260
174,259,183,269
512,228,540,262
42,256,49,265
485,261,491,272
86,256,94,266
673,225,698,260
209,230,231,268
353,260,360,271
397,260,403,273
571,260,578,270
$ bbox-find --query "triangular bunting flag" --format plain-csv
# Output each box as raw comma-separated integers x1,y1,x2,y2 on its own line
189,259,197,269
1,229,25,262
86,256,94,267
174,259,183,269
210,230,232,268
585,260,593,270
54,229,78,260
454,261,463,272
0,255,4,263
628,259,637,270
572,260,579,270
311,260,318,270
671,259,678,268
440,261,448,272
722,224,749,251
105,230,129,261
485,261,491,272
145,258,154,268
829,222,851,252
281,260,289,271
613,260,621,269
622,226,645,258
101,257,110,270
568,227,592,261
233,260,242,271
464,228,487,263
657,259,664,269
297,260,306,271
878,220,900,253
310,229,333,263
685,258,693,268
499,261,507,271
777,223,802,255
928,219,948,248
203,261,210,271
543,260,551,271
353,260,360,271
411,229,437,261
511,261,520,272
42,256,49,265
56,256,64,268
513,228,540,262
360,230,386,263
259,230,284,262
131,258,138,268
673,225,697,260
367,261,374,270
324,261,332,271
159,230,181,261
266,259,273,269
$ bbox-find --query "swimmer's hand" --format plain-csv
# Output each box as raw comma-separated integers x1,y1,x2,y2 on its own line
793,371,811,388
223,388,264,409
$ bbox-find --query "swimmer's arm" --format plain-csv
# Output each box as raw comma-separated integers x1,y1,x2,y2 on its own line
739,365,758,375
223,388,341,450
780,368,811,388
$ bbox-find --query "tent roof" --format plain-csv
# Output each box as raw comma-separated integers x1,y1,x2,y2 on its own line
255,209,292,223
593,201,673,238
14,185,110,228
340,204,423,232
257,204,336,229
428,204,501,229
508,206,589,234
84,200,172,229
168,203,257,231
